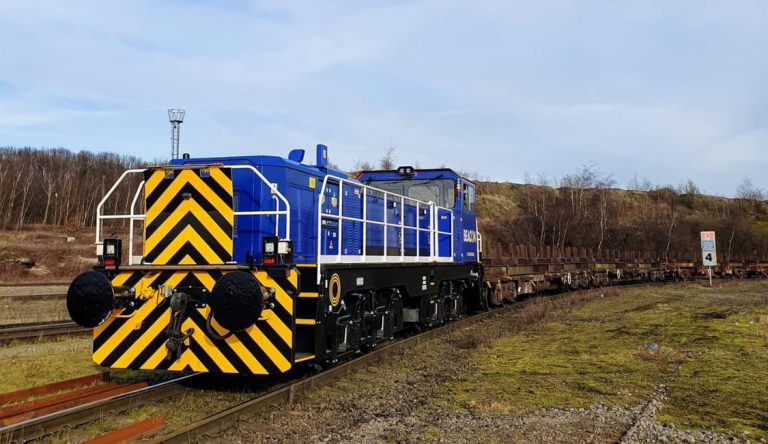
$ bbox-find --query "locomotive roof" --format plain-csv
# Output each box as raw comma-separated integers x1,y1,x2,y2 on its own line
168,153,348,179
357,168,475,184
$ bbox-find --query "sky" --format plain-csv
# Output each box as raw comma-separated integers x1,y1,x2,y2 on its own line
0,1,766,195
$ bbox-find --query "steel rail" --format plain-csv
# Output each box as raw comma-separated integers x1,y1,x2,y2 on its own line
0,320,75,329
0,373,105,406
84,415,166,444
0,282,69,287
0,293,66,302
0,321,89,344
150,278,680,444
0,374,197,442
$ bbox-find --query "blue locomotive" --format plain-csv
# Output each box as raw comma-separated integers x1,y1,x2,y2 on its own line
66,144,484,374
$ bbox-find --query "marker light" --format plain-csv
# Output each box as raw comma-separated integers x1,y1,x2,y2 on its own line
397,166,415,177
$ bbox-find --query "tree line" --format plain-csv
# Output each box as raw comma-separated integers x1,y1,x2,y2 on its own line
0,147,143,230
478,165,768,262
2,146,766,262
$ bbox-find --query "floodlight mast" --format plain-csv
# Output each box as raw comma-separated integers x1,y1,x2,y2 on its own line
168,108,185,160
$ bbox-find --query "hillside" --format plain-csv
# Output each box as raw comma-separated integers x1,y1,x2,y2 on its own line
477,181,768,261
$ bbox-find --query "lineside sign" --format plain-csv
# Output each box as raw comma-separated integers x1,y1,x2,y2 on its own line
700,231,717,266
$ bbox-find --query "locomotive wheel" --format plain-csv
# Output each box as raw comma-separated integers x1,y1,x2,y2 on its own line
502,282,518,303
488,284,503,307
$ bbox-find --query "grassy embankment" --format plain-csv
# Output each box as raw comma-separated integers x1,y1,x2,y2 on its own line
449,280,768,436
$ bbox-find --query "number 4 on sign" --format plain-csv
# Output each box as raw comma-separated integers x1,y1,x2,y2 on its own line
702,250,717,266
700,231,717,266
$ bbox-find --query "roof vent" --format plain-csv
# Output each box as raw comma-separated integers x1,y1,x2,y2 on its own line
288,149,305,163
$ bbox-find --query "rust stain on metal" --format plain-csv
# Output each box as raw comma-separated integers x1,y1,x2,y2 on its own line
84,415,166,444
1,382,149,426
0,382,125,419
0,373,105,406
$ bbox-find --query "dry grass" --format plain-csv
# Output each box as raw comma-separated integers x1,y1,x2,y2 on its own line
0,224,95,283
0,297,69,324
450,291,614,351
635,344,689,370
450,329,490,349
450,281,768,437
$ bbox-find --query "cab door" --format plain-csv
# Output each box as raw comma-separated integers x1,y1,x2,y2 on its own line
459,181,478,262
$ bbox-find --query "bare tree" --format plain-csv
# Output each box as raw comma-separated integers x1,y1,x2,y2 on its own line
627,174,653,191
736,177,765,200
727,225,736,260
379,144,397,170
350,158,375,176
457,169,490,181
663,208,679,262
677,178,701,195
0,147,143,230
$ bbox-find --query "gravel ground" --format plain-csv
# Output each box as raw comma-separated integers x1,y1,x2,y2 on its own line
219,294,637,443
621,384,760,444
216,289,764,444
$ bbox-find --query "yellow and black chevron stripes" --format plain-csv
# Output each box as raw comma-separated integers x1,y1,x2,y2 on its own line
94,268,299,374
143,167,233,265
295,264,320,320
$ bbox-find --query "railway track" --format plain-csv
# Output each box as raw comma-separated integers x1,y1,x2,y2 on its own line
0,374,195,442
149,279,676,443
147,291,580,443
0,283,67,301
0,293,66,302
0,289,540,442
0,321,89,344
0,279,688,442
0,283,68,288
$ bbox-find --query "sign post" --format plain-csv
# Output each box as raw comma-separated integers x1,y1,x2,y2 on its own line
700,231,717,287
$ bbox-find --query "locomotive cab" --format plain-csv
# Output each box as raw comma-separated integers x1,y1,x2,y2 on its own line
356,168,479,263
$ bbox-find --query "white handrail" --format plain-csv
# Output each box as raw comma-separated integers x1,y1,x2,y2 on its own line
272,195,280,238
229,164,291,240
316,175,454,283
128,180,145,264
476,219,482,259
95,168,146,248
383,191,388,261
400,195,404,259
362,187,368,260
430,203,436,259
95,164,292,265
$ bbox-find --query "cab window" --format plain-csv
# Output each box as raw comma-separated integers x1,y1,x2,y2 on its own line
462,183,476,211
408,184,440,204
371,179,456,208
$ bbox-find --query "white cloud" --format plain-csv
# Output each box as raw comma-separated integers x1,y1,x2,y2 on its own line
0,0,766,195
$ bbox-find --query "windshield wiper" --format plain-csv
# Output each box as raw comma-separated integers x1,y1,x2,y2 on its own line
414,174,444,185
